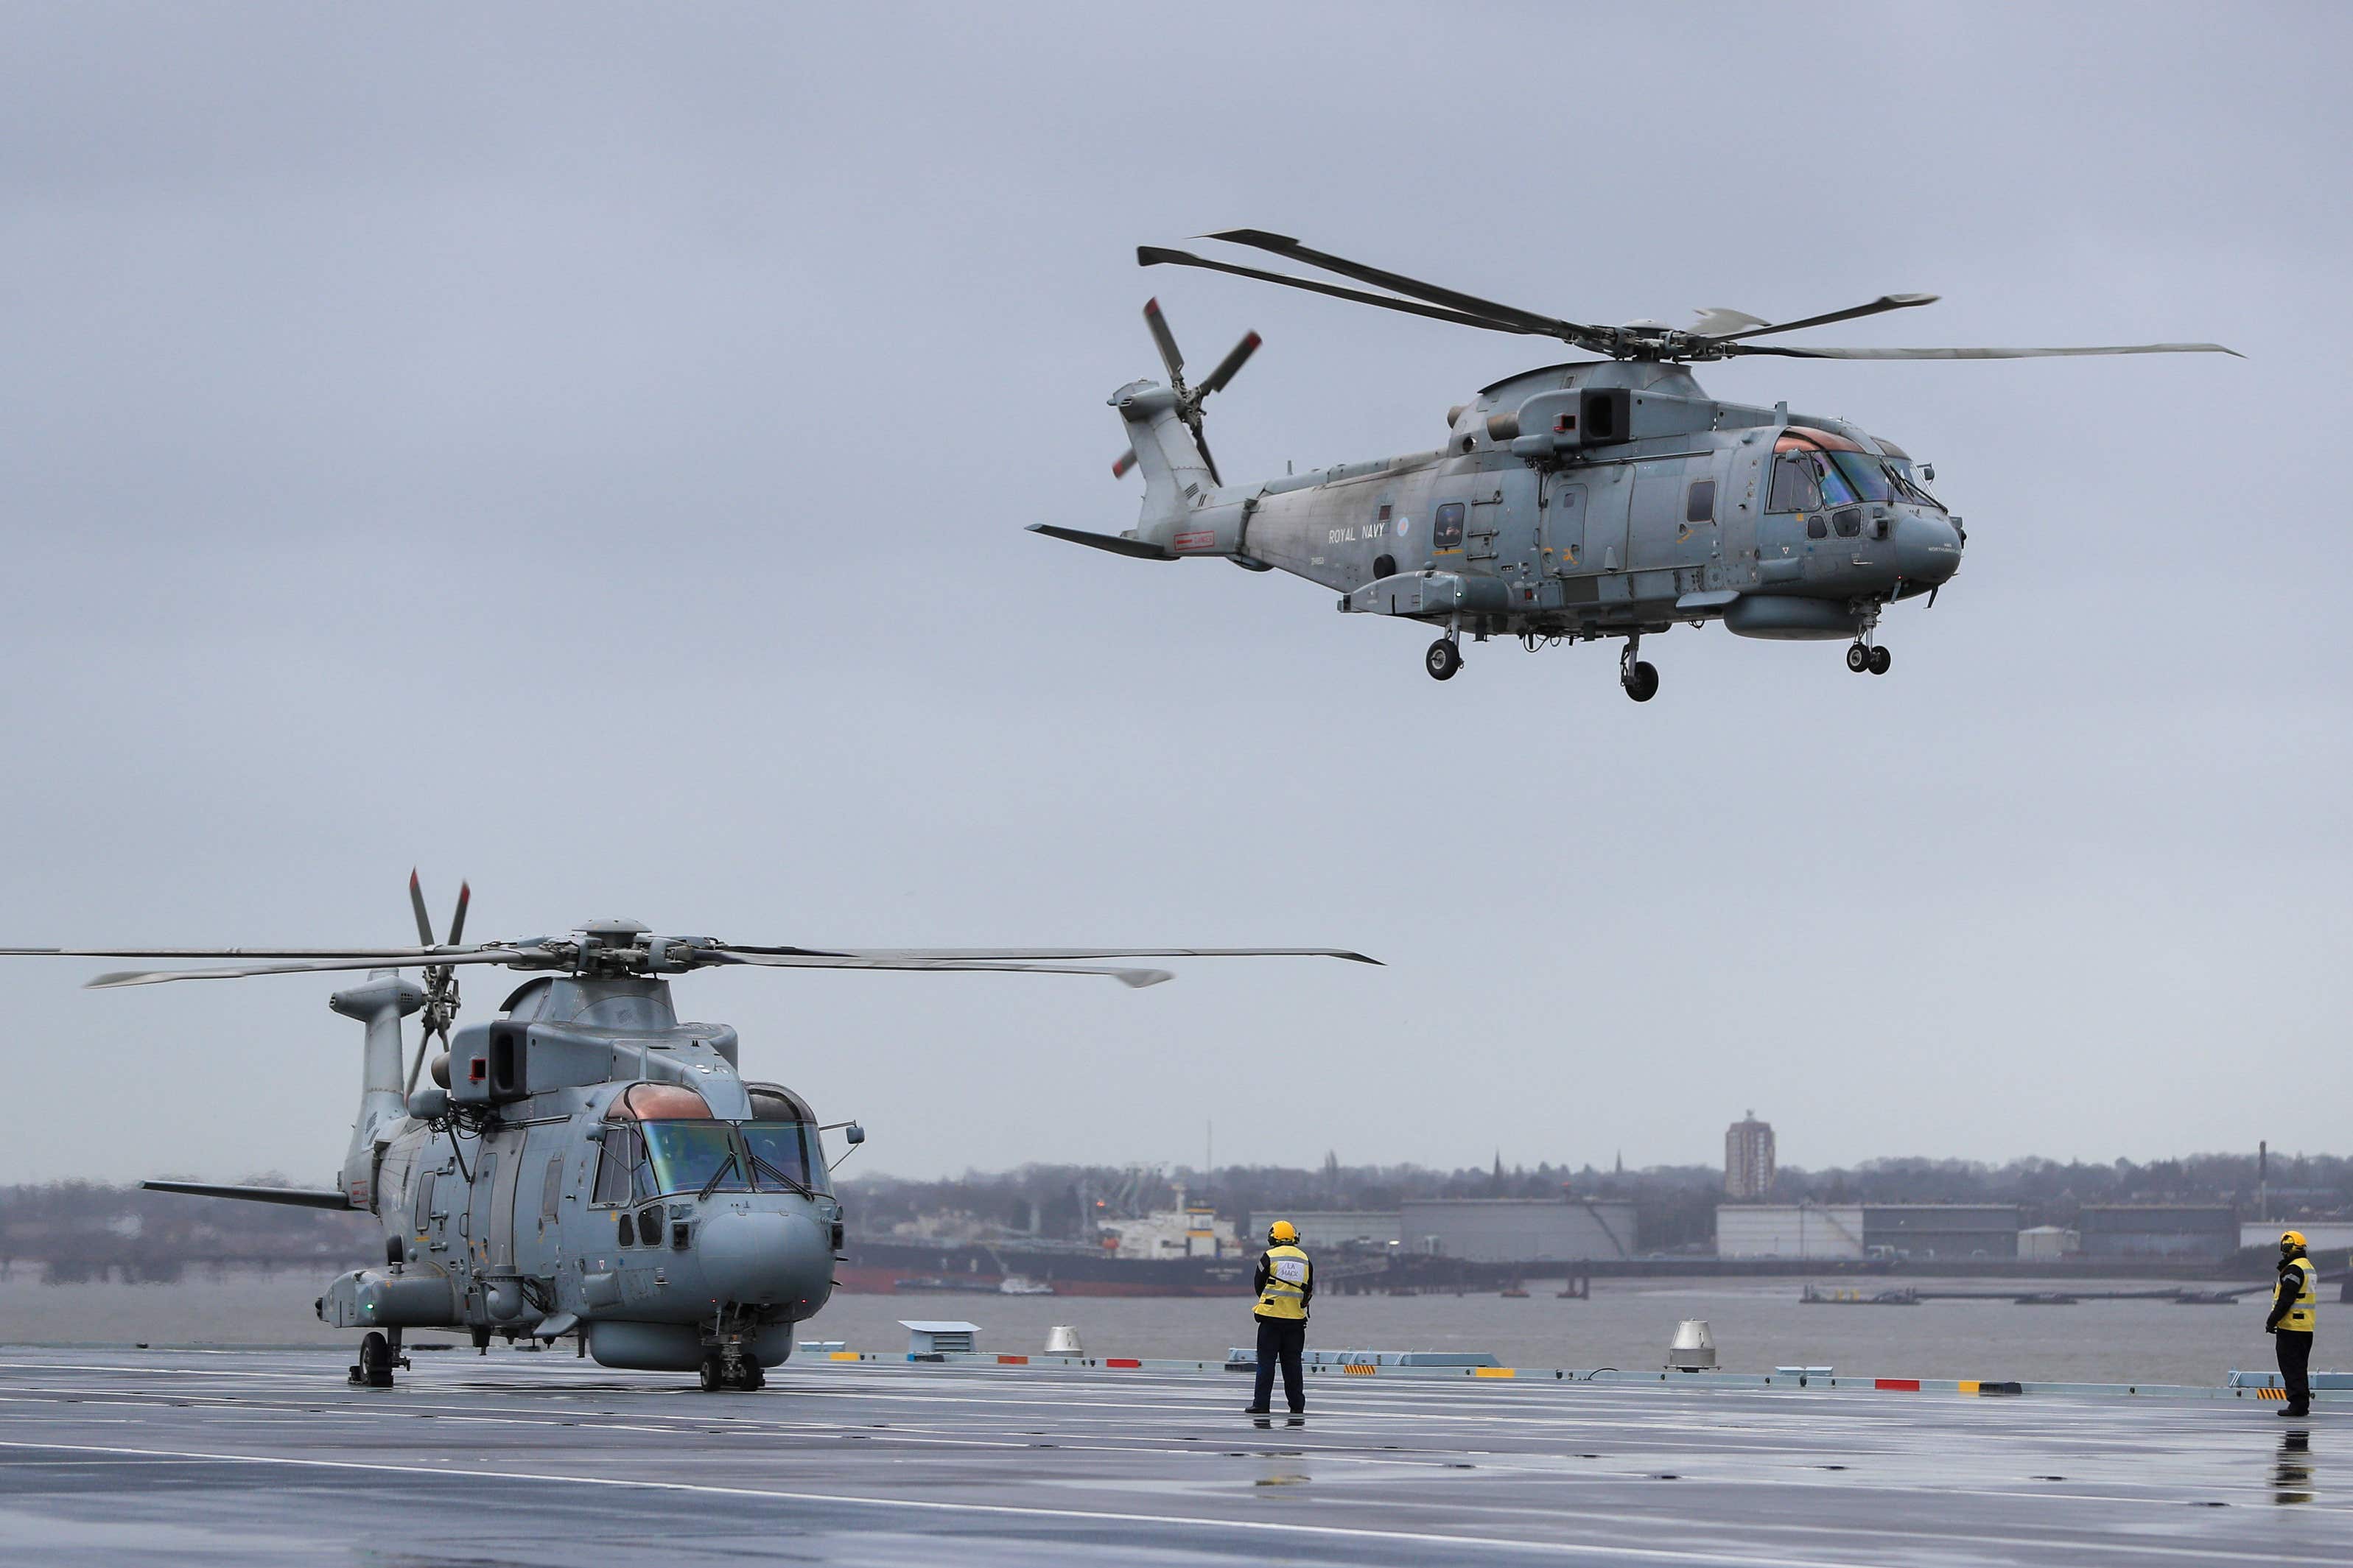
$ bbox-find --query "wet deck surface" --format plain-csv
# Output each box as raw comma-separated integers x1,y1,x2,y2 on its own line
0,1348,2345,1564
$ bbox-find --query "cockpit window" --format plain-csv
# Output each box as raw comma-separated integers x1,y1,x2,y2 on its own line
1885,457,1941,508
743,1122,827,1194
1826,451,1894,504
1768,453,1820,513
641,1121,748,1196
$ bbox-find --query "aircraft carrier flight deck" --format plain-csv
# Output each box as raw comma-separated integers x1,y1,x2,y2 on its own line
0,1347,2343,1565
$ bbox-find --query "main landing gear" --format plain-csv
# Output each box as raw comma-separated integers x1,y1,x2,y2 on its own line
1425,636,1462,681
1619,638,1659,703
352,1329,407,1388
1845,641,1893,676
699,1353,767,1392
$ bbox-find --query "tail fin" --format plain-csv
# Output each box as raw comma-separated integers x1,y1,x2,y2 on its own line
1112,380,1218,550
331,971,425,1210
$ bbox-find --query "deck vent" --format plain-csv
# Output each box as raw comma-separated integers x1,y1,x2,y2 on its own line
902,1320,981,1357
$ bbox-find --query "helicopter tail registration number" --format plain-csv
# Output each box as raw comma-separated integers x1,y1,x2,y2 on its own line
1173,530,1217,552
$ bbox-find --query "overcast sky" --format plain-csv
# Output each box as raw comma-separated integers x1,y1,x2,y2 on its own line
1,4,2345,1189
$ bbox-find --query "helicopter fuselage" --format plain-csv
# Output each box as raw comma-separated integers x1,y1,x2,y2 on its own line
318,972,843,1382
1121,359,1963,651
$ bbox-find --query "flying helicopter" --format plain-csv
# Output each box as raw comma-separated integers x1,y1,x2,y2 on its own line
1030,231,2236,699
2,876,1373,1391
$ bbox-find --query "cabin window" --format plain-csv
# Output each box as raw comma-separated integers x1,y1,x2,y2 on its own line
539,1156,564,1223
413,1170,436,1233
1833,507,1863,538
1806,515,1828,540
638,1206,665,1245
1433,502,1466,549
617,1212,636,1246
1768,454,1821,513
1686,479,1716,524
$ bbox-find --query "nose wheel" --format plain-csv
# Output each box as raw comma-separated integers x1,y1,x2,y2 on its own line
1846,642,1893,675
1425,637,1462,681
351,1329,406,1388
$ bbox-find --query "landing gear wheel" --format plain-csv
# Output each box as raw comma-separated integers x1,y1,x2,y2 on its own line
1425,638,1462,681
1868,646,1892,676
1621,661,1659,703
729,1361,767,1391
1846,643,1870,673
357,1331,396,1388
698,1356,726,1393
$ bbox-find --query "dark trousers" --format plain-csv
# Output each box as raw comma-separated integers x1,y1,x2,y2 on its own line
2277,1329,2312,1411
1253,1317,1305,1412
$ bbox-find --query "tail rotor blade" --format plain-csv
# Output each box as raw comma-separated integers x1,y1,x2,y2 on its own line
1112,447,1137,479
1193,424,1223,488
1199,331,1261,396
1143,297,1185,384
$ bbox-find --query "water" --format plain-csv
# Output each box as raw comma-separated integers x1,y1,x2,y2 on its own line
1,1270,2307,1385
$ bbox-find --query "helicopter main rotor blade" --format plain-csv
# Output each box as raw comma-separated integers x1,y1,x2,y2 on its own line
0,945,491,960
712,944,1381,964
1729,340,2242,360
1142,296,1185,383
1700,292,1940,344
446,882,471,946
1204,229,1587,341
713,952,1175,988
86,949,543,989
1140,247,1542,338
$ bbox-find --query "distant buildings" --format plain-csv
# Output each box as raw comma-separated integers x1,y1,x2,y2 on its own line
1716,1203,2024,1259
1401,1199,1638,1262
1725,1110,1775,1199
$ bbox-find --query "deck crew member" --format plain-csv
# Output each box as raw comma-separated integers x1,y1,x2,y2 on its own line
1245,1220,1313,1416
2265,1230,2318,1418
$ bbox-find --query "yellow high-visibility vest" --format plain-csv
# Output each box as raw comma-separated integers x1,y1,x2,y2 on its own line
1255,1245,1311,1321
2276,1257,2318,1332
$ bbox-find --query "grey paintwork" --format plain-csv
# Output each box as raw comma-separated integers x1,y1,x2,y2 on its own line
1035,234,2229,695
1103,356,1961,659
5,911,1372,1389
310,965,841,1385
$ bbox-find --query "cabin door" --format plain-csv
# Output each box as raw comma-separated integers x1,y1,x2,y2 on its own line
1543,480,1589,574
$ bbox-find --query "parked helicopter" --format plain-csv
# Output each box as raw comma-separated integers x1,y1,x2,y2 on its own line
1031,231,2235,699
2,876,1373,1391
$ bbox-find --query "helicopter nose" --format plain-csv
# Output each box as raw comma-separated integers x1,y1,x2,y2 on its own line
1893,511,1963,585
696,1209,830,1305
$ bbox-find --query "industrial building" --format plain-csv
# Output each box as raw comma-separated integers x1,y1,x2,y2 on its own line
1399,1198,1637,1262
1862,1205,2021,1259
1716,1203,1865,1259
2075,1206,2238,1262
1246,1211,1402,1251
1717,1204,2022,1259
1725,1111,1775,1199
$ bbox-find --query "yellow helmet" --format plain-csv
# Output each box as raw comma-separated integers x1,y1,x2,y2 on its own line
2282,1230,2307,1250
1268,1220,1298,1245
